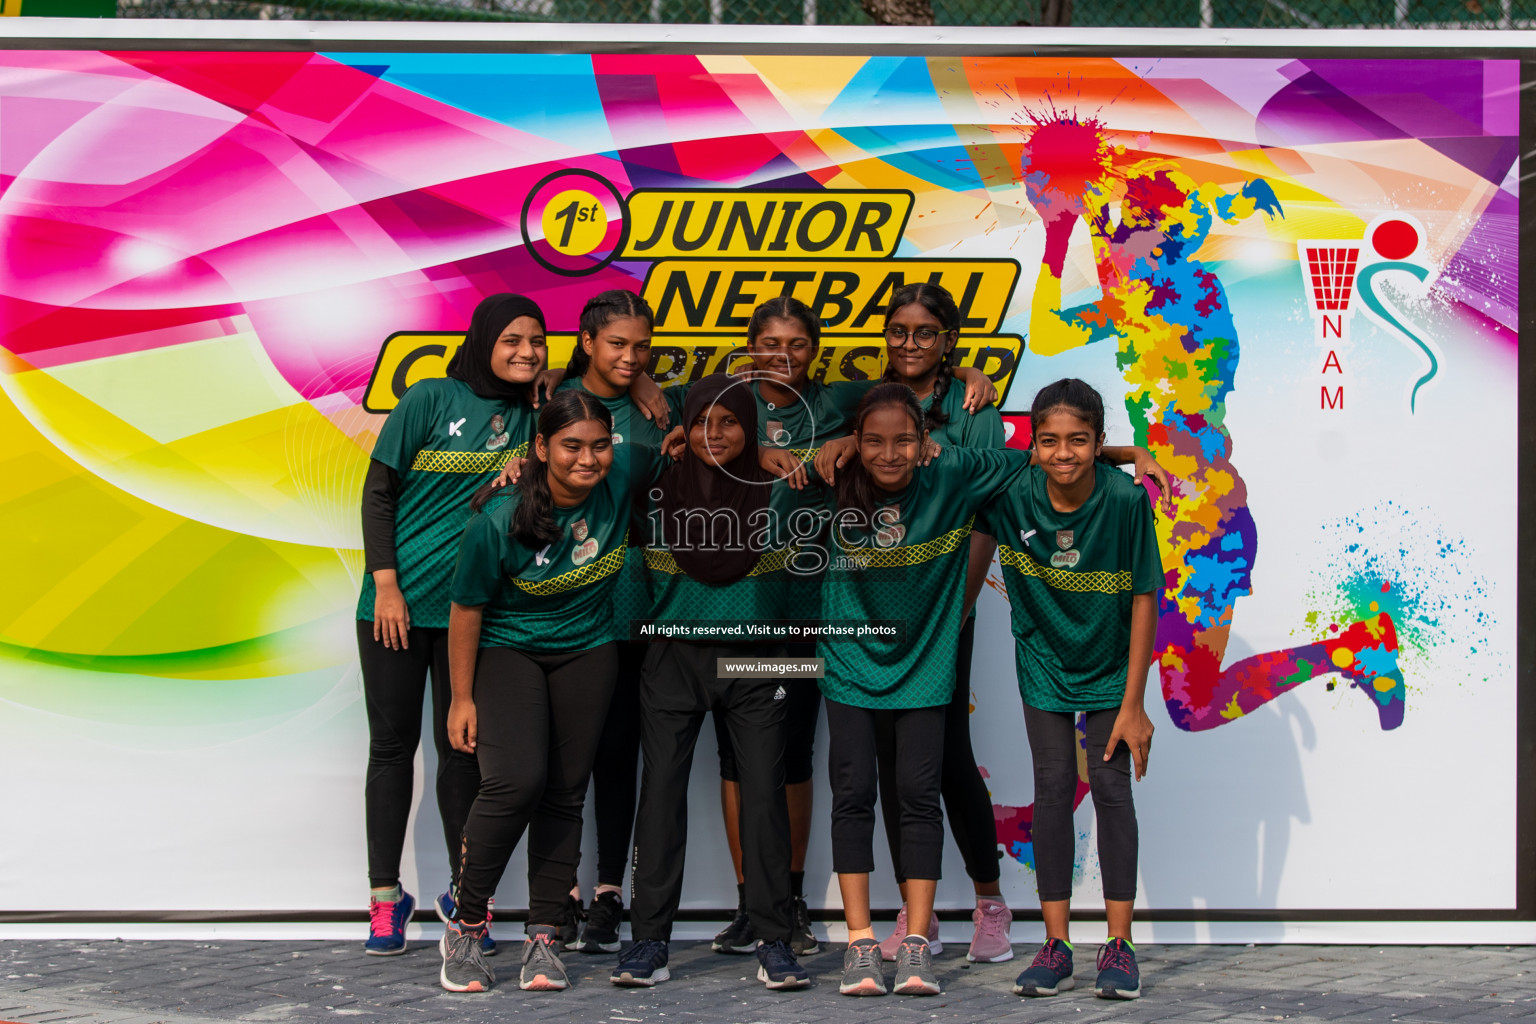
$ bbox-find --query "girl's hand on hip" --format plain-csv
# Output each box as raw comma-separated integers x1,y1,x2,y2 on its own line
1106,705,1154,781
447,699,478,754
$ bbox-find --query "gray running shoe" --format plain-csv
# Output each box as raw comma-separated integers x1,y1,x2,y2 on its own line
892,936,940,996
839,937,887,996
439,921,494,993
519,925,570,991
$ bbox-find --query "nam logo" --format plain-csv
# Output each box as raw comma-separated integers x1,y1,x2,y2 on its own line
362,332,1024,414
1298,214,1439,413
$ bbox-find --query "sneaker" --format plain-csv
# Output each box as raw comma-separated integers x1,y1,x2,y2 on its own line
612,939,670,987
755,938,811,989
1095,937,1141,999
434,887,496,957
1013,938,1075,996
891,936,941,996
519,925,570,991
558,894,585,951
838,937,887,996
577,890,623,954
879,905,942,961
789,895,819,956
439,920,494,993
712,905,756,954
967,897,1014,963
364,890,415,956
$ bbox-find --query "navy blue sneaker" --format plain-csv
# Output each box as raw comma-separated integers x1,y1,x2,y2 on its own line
611,939,670,987
1013,937,1074,996
755,939,810,990
364,889,415,956
435,887,496,957
1095,938,1141,999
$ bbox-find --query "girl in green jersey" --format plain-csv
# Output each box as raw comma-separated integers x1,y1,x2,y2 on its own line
983,379,1158,1002
440,389,659,995
819,383,1031,999
357,293,545,957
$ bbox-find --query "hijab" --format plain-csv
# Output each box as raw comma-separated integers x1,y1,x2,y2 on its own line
657,373,774,585
446,293,546,402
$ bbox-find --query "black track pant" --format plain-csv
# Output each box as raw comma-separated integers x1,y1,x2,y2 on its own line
455,643,618,925
359,620,481,890
630,642,793,942
827,698,946,880
876,615,1001,885
1023,703,1138,902
589,641,646,889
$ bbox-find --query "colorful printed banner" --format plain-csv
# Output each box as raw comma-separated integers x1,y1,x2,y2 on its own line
0,46,1518,928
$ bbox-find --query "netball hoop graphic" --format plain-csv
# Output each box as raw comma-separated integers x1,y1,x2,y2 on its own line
1298,215,1440,412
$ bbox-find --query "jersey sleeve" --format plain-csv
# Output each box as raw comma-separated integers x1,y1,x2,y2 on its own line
370,381,435,472
1126,481,1164,594
951,446,1033,511
960,402,1006,450
663,382,689,419
826,378,880,419
450,503,511,608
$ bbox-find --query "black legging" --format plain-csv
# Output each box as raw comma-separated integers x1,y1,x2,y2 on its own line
826,698,946,879
589,641,646,889
358,620,481,890
455,643,618,925
875,615,1001,885
1022,703,1138,902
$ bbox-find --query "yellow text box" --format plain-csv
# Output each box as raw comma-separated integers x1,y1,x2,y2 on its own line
622,190,913,259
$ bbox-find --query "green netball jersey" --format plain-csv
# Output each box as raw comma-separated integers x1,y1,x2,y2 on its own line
922,378,1006,451
641,476,829,626
980,463,1163,712
556,377,687,630
358,377,533,629
819,446,1031,709
451,445,661,653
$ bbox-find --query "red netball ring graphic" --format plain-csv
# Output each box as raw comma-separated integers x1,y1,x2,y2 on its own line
1369,217,1421,261
519,169,630,277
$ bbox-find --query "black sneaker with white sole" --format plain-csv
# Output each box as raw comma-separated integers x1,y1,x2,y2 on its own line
789,896,820,956
577,890,623,953
756,939,811,989
612,939,670,987
712,906,756,953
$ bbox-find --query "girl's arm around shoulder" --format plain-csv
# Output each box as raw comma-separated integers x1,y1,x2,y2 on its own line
940,445,1033,507
370,377,442,472
450,503,513,609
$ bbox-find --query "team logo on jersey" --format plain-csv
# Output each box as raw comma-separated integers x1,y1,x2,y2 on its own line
572,538,600,565
766,420,789,446
612,432,624,444
486,412,509,450
874,504,905,548
1050,549,1081,569
491,414,505,433
1056,530,1074,550
571,518,589,543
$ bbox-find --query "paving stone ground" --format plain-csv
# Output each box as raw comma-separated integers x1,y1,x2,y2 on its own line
2,939,1534,1024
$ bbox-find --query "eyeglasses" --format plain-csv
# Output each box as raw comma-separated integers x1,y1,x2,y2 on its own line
884,326,947,349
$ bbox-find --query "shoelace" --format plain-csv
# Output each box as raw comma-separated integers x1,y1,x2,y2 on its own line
526,934,560,970
898,940,930,967
849,942,882,971
1097,941,1135,974
624,939,668,965
449,926,487,967
368,900,398,936
1032,940,1071,972
760,939,796,970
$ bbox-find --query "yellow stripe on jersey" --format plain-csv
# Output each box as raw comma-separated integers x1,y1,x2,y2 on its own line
512,533,628,596
643,545,797,577
997,544,1135,594
835,516,974,569
410,442,529,474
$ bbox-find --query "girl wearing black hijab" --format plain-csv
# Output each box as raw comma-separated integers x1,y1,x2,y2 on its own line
613,374,822,992
357,292,547,956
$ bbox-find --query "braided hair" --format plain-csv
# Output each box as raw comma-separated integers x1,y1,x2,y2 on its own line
564,289,655,384
880,282,961,433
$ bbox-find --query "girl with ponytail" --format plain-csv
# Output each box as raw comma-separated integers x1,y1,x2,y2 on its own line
818,382,1032,999
440,388,667,996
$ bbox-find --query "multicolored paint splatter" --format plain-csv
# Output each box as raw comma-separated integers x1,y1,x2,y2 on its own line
1022,117,1408,733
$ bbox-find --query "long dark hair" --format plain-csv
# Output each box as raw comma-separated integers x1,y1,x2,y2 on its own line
880,282,960,432
469,389,614,547
835,382,927,525
562,289,655,384
1029,377,1106,438
747,295,821,348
